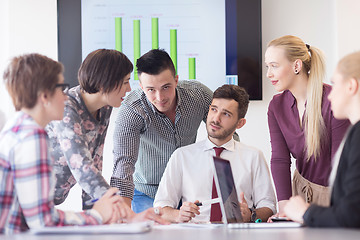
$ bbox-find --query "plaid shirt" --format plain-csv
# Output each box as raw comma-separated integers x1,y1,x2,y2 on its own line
0,112,102,234
110,80,213,199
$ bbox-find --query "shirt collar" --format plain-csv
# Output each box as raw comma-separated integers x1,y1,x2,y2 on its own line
286,90,307,108
284,90,297,108
204,137,236,153
175,87,182,111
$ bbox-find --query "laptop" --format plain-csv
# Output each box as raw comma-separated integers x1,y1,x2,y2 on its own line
212,156,302,229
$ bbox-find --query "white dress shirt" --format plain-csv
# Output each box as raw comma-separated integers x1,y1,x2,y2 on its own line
154,137,276,222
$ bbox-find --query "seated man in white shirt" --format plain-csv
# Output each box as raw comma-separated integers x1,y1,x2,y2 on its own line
154,84,276,223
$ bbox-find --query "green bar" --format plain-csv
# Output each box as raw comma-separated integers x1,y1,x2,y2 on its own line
152,18,159,49
188,57,196,80
170,29,177,74
115,17,122,52
134,19,141,80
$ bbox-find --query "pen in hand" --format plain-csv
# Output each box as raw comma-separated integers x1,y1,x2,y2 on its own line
195,197,220,206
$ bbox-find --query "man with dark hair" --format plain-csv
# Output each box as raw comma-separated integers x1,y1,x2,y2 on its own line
110,49,213,212
153,85,276,223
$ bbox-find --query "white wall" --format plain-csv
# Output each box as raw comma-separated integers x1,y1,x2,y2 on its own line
0,0,58,122
1,0,360,212
0,0,12,123
336,0,360,59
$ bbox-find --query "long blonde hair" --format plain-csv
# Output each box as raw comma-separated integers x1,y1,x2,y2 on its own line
268,35,326,160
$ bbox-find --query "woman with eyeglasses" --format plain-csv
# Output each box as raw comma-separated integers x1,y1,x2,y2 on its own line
46,49,167,223
0,53,124,234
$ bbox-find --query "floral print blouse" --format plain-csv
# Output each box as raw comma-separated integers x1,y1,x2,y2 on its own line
46,86,112,209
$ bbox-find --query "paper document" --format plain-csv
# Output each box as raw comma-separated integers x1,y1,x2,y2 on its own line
30,222,152,234
154,223,223,230
227,222,302,229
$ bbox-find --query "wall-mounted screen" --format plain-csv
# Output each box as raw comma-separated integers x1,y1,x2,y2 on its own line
58,0,262,100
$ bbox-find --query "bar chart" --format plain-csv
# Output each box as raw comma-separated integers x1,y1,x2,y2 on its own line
81,0,225,90
114,17,184,80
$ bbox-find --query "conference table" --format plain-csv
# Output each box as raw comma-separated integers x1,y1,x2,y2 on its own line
2,225,360,240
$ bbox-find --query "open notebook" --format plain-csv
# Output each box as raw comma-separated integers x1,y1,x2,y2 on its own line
212,156,302,229
30,222,152,234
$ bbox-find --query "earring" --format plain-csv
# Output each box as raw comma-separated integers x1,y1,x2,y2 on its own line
44,102,50,107
295,70,299,75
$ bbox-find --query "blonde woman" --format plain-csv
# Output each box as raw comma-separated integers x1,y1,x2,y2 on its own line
265,35,350,216
284,51,360,228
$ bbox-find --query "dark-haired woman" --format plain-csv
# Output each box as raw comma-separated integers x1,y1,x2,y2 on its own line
46,49,167,224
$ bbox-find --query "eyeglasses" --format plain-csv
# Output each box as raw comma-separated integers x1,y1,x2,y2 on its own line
55,83,70,94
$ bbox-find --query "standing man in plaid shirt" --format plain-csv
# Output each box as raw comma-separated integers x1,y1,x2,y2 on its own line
111,49,213,213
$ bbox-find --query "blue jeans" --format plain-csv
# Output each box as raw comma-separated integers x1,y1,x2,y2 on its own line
132,188,154,213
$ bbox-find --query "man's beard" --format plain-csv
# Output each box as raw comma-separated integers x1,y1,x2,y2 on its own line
207,121,237,140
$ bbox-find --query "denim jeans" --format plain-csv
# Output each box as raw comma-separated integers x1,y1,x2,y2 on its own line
131,188,154,213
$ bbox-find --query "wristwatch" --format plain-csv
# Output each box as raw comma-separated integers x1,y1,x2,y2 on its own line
249,208,257,222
